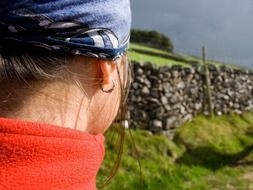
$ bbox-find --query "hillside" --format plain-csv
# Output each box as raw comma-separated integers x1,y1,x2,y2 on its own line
129,43,239,69
96,43,253,189
98,112,253,190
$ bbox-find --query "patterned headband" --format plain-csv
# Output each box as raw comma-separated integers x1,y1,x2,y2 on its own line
0,0,131,60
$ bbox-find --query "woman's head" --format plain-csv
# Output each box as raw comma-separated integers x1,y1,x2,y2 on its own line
0,0,132,133
0,45,131,134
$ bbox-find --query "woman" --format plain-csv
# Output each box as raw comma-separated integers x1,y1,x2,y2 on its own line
0,0,131,189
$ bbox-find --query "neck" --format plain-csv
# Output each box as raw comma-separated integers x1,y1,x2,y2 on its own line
0,80,90,132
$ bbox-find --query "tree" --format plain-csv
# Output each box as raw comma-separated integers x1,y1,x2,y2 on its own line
130,29,174,52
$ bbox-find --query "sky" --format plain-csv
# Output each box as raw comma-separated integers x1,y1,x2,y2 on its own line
131,0,253,68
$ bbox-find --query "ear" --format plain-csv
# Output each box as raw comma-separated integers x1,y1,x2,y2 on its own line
100,61,116,85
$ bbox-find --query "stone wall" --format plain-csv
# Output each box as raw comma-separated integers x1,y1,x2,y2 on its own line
127,62,253,138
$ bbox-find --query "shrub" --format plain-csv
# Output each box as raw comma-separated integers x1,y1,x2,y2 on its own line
130,29,174,52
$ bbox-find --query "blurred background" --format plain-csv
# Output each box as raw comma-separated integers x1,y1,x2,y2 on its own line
131,0,253,69
98,1,253,189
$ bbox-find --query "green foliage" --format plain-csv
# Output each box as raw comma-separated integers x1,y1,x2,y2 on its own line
131,29,174,52
97,112,253,190
129,43,240,69
130,43,173,56
128,51,189,67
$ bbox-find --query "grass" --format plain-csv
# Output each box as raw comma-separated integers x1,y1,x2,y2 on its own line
129,43,240,69
130,43,174,56
97,112,253,190
178,53,240,69
129,43,188,66
128,51,189,67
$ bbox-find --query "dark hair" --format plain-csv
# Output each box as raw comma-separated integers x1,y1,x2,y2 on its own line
0,41,69,80
0,41,133,187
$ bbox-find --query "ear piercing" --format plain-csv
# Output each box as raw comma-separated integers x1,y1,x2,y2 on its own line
100,79,115,93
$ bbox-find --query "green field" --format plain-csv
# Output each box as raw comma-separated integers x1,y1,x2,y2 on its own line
98,112,253,190
129,43,239,68
128,51,189,67
130,43,174,56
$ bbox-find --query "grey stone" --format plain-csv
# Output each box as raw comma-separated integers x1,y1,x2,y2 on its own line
136,76,145,84
150,120,163,133
147,97,160,104
165,116,178,130
141,86,150,95
171,70,179,78
170,95,179,104
151,120,163,127
165,90,173,97
128,61,253,137
164,105,171,111
194,103,202,110
182,114,193,122
177,81,186,89
161,96,168,105
150,90,160,99
132,82,139,89
216,111,222,116
144,78,151,87
137,68,144,75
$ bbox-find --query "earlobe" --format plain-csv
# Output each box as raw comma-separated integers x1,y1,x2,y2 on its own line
100,61,116,85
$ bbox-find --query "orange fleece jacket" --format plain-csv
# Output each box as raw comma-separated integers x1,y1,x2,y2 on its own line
0,117,105,190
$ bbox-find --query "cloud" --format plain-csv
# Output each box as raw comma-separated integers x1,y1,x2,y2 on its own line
131,0,253,68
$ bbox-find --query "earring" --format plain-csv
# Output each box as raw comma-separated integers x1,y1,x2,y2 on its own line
100,79,115,93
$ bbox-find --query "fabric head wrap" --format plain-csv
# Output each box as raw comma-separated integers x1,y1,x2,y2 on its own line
0,0,131,60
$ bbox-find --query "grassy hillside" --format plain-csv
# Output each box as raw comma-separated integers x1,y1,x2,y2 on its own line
129,43,239,68
97,112,253,190
129,51,189,67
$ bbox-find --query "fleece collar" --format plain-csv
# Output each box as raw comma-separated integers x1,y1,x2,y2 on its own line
0,117,105,190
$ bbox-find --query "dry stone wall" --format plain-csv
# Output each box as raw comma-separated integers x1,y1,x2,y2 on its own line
127,61,253,138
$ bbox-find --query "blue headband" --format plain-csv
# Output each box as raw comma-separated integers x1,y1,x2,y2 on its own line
0,0,131,60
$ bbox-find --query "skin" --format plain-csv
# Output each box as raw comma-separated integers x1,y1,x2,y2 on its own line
0,56,124,134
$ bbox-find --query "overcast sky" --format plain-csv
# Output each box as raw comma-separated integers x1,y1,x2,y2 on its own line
131,0,253,68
